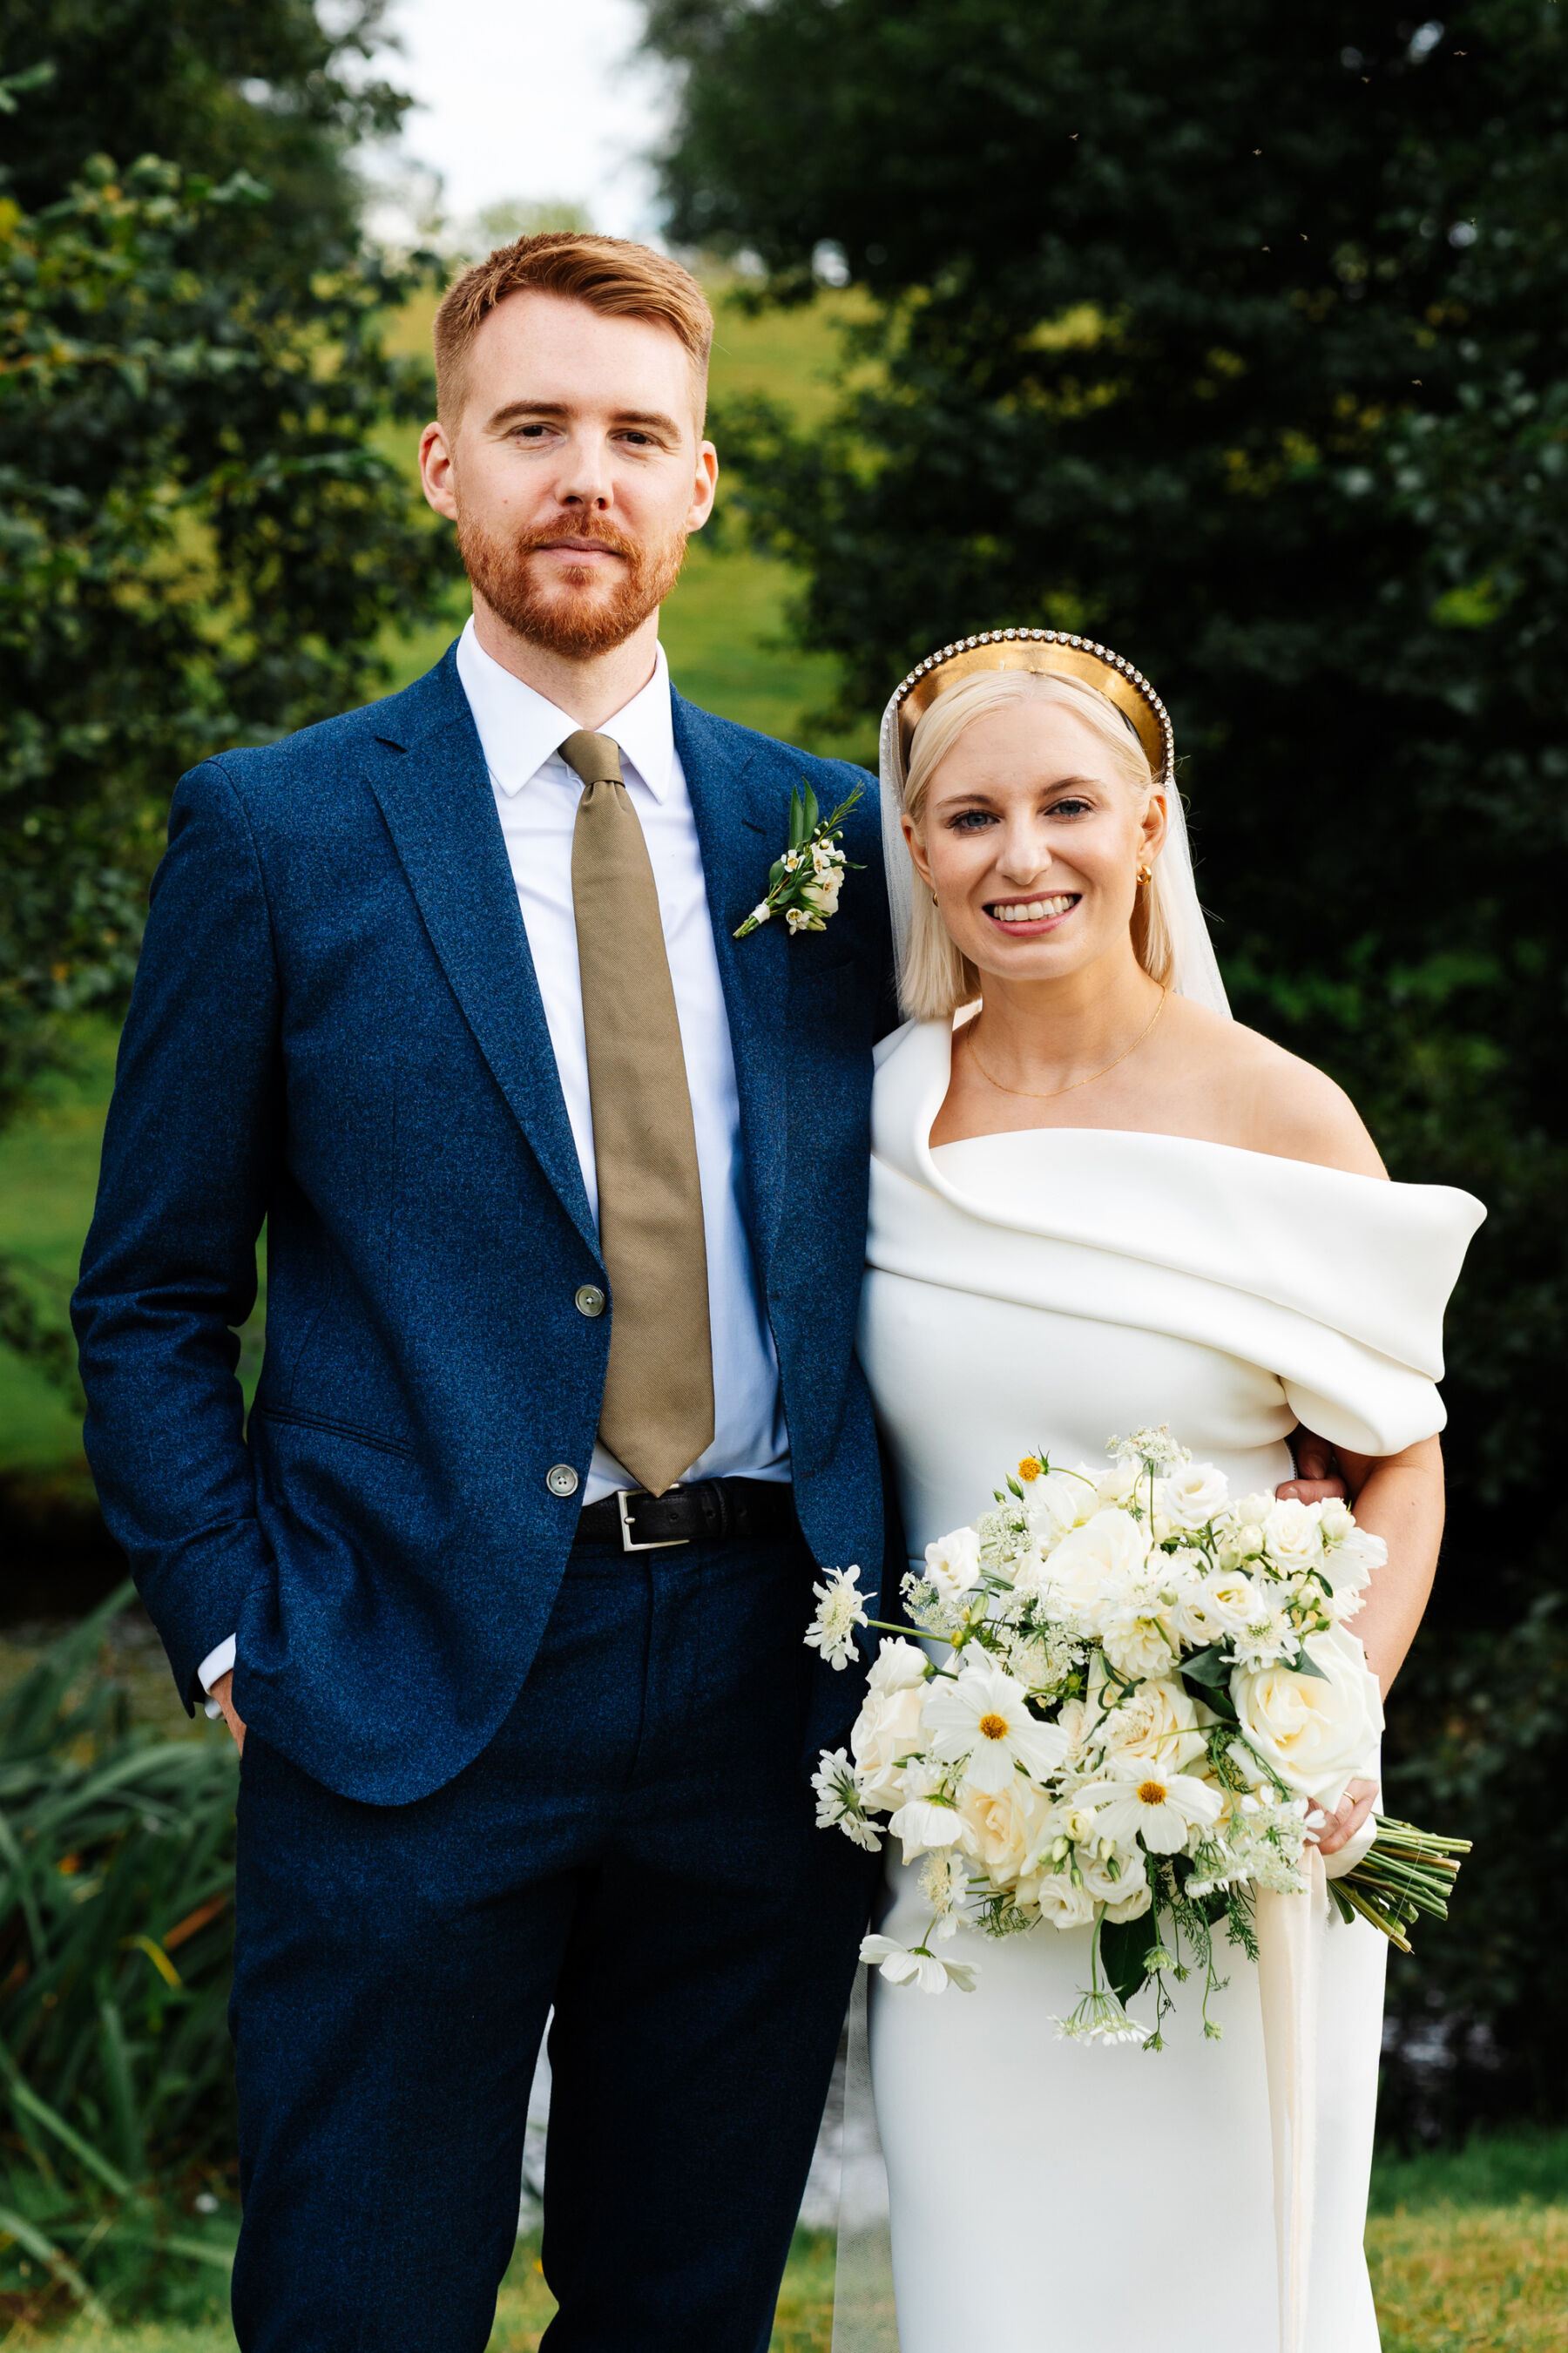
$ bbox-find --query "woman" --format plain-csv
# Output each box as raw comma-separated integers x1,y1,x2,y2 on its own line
857,632,1483,2352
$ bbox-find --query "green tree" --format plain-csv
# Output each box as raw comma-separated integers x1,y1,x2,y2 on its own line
644,0,1568,2131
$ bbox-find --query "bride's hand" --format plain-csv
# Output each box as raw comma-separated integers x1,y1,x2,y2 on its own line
1309,1777,1377,1857
1274,1423,1348,1506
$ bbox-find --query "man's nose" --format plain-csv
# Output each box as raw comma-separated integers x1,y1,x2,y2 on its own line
555,431,612,509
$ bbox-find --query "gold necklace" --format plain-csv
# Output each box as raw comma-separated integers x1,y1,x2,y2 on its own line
965,988,1170,1102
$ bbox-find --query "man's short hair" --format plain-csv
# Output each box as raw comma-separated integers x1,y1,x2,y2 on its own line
433,233,715,431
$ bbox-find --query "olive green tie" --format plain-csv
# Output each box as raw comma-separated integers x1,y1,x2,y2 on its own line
561,729,714,1497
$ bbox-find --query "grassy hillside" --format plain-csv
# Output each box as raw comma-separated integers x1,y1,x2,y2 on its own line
0,281,875,1486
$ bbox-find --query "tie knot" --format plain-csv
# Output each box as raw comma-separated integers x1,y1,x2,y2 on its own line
559,730,624,789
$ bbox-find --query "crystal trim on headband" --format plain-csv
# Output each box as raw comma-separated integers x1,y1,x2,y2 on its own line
889,626,1174,781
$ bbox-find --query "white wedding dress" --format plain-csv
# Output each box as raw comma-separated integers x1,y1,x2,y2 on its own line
857,1015,1484,2353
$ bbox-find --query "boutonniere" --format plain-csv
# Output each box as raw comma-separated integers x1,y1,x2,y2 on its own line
734,780,863,939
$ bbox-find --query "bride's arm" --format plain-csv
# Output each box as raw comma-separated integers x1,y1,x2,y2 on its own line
1308,1432,1444,1856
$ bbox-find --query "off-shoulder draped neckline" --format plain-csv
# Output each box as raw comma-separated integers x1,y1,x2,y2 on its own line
870,1018,1485,1386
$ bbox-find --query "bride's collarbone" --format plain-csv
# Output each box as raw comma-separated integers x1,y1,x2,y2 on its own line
933,1012,1387,1176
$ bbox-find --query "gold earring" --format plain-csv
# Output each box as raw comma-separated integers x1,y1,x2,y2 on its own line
930,889,939,905
1136,864,1152,886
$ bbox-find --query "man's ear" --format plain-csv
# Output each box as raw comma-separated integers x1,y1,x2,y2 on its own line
686,439,720,533
419,419,459,522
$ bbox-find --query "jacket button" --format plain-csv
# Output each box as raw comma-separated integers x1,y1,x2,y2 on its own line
574,1284,606,1318
546,1464,580,1498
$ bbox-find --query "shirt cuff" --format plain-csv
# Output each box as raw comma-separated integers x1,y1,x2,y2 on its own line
198,1635,237,1719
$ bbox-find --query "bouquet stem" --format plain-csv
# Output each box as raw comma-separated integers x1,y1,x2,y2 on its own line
1328,1815,1470,1952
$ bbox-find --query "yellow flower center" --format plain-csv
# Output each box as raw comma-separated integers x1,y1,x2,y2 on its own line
1018,1457,1042,1483
978,1712,1010,1741
1137,1779,1168,1806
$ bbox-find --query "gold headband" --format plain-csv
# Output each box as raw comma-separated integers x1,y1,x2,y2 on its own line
893,627,1173,783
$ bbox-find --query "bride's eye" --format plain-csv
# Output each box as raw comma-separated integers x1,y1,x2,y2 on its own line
1048,795,1093,818
948,808,997,832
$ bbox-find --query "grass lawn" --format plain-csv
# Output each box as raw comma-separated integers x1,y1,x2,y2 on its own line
7,2138,1568,2348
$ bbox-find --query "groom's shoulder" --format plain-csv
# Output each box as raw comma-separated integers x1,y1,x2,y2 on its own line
182,648,466,813
672,694,881,858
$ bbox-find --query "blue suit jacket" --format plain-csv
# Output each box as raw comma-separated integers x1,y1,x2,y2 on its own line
72,646,896,1803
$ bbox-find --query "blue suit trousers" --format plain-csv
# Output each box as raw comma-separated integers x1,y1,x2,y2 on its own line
229,1527,877,2350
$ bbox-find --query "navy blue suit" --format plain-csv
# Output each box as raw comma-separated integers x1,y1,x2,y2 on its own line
73,647,896,2350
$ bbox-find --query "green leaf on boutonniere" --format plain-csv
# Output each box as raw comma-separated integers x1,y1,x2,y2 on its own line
734,777,864,939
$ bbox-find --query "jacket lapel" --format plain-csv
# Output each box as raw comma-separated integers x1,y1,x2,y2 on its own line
363,652,599,1261
673,693,791,1277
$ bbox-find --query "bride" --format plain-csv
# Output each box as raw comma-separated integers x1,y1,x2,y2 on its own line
857,631,1483,2352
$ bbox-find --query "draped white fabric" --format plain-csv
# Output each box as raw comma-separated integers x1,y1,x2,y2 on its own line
849,1018,1483,2353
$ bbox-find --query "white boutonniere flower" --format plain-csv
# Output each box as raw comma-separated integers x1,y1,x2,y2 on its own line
734,780,862,938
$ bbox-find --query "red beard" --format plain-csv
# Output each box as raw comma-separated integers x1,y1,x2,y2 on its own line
456,509,687,659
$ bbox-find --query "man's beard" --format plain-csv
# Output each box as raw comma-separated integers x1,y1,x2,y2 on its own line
456,509,687,659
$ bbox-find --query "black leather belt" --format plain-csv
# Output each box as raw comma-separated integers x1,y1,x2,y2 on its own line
573,1477,796,1553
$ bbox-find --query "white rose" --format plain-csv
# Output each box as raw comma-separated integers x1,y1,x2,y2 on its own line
1158,1462,1232,1531
1044,1508,1151,1630
1033,1872,1098,1930
956,1775,1053,1890
851,1680,927,1808
867,1637,929,1696
1232,1493,1276,1531
924,1525,983,1605
1077,1846,1152,1920
1317,1498,1355,1546
1195,1568,1258,1633
1098,1676,1207,1773
1231,1622,1384,1804
1264,1498,1326,1574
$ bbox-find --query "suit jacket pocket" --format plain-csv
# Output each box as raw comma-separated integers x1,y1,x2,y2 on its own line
250,1403,418,1460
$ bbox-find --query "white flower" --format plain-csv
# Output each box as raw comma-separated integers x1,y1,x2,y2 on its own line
802,864,845,917
1076,1768,1224,1856
867,1637,929,1696
811,1749,882,1850
1263,1498,1327,1574
1323,1523,1387,1607
1228,1589,1301,1671
1042,1508,1151,1630
1025,1468,1100,1545
1051,1986,1151,2044
918,1849,968,1917
1033,1871,1098,1930
923,1525,983,1606
861,1932,976,1993
889,1794,964,1861
1098,1601,1178,1681
1231,1622,1384,1804
1111,1425,1189,1475
804,1564,868,1670
1158,1461,1232,1531
955,1774,1054,1889
1098,1676,1207,1774
1077,1845,1152,1921
922,1659,1069,1795
852,1681,927,1809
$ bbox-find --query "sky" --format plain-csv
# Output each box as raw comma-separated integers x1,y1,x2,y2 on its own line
366,0,677,247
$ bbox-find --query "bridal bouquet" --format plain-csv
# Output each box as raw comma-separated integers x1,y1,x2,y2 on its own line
808,1428,1467,2045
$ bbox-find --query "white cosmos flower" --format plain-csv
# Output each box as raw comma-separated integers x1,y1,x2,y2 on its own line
923,1525,983,1606
861,1933,976,1993
1231,1622,1384,1804
922,1660,1069,1795
889,1795,965,1861
1158,1461,1232,1531
1077,1768,1224,1855
804,1564,868,1670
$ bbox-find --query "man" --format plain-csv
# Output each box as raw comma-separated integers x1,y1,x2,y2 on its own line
73,234,892,2351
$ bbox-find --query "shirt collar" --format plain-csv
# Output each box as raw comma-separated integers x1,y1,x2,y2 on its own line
454,616,676,803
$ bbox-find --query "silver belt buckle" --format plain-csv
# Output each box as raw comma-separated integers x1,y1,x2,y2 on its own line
617,1486,691,1553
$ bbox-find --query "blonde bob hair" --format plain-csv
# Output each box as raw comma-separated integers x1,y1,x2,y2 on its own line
890,668,1176,1021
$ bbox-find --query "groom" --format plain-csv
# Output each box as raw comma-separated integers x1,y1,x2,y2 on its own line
72,234,893,2351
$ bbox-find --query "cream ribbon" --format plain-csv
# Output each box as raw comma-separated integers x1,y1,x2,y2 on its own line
1255,1806,1379,2352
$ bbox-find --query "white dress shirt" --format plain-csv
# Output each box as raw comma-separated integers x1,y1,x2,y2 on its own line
199,622,788,1707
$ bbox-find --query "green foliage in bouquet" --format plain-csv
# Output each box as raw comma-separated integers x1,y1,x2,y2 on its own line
733,779,862,936
0,1590,241,2327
